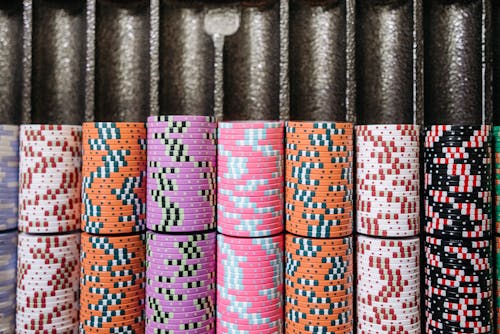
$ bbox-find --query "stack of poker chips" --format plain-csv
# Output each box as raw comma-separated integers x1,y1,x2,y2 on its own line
19,125,82,233
354,125,421,332
423,125,493,333
217,121,284,237
355,125,420,237
80,122,147,333
0,125,19,231
285,235,353,333
146,232,215,333
17,125,82,333
146,116,216,232
0,125,19,332
217,234,284,333
80,234,146,334
17,233,80,333
284,121,354,333
146,116,217,333
356,236,420,334
216,121,285,332
0,230,17,332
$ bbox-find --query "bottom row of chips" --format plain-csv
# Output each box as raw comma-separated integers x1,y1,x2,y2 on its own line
17,232,80,333
0,230,16,333
285,234,353,333
80,233,146,334
425,236,493,334
146,231,216,333
217,234,284,333
357,235,420,334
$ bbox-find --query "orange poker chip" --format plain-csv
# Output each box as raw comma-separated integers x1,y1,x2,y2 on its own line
81,233,145,243
83,159,147,167
80,301,144,313
286,267,354,279
286,184,353,192
286,133,353,141
286,160,353,169
285,322,352,334
82,129,146,138
81,171,146,179
81,206,145,215
287,143,354,151
286,227,352,239
80,307,144,320
286,254,353,265
285,189,353,199
286,234,351,246
80,311,144,324
287,303,352,316
285,284,353,299
286,198,352,209
286,127,353,135
286,167,352,177
83,155,147,163
285,239,353,250
80,264,146,275
84,138,145,145
82,199,145,207
83,122,145,129
82,191,146,200
286,213,353,223
286,122,353,130
285,193,352,203
81,240,145,249
286,178,351,187
286,290,353,304
285,243,352,255
80,273,145,284
80,324,144,334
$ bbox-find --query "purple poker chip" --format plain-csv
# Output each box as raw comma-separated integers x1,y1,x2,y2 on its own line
147,231,216,242
146,200,214,210
146,317,215,332
146,284,215,298
146,273,215,284
147,223,216,233
147,243,215,253
147,238,215,248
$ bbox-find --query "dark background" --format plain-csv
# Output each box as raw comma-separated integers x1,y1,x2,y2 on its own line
0,0,494,126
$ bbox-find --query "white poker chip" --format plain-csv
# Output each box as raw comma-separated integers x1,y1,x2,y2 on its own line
16,233,80,333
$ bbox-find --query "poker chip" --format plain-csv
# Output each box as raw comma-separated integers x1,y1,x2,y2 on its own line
424,125,492,239
284,234,353,333
0,125,19,231
146,231,215,333
18,125,82,233
0,230,17,332
147,116,216,233
80,232,145,333
81,122,146,234
425,235,493,333
285,122,353,238
217,121,284,237
217,234,284,333
356,235,420,333
356,124,420,237
16,232,80,333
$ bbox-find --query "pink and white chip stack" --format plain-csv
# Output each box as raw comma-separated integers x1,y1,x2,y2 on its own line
216,121,285,333
355,124,421,333
16,125,82,333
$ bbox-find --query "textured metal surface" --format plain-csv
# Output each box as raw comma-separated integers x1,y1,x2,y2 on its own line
0,2,22,124
289,0,346,122
160,0,214,116
223,1,280,121
94,0,150,122
31,0,85,125
424,0,482,125
493,0,500,124
356,0,413,124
